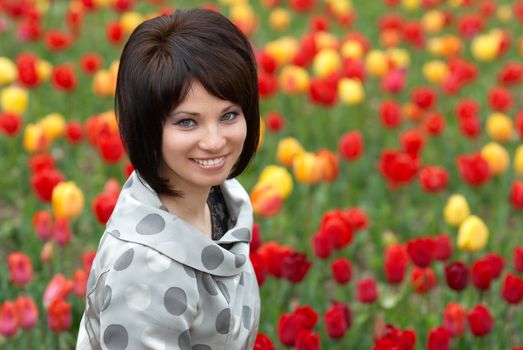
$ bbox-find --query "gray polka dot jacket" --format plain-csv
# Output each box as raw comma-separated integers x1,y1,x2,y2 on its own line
76,172,261,350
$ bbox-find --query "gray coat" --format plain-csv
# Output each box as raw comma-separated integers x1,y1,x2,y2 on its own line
76,172,260,350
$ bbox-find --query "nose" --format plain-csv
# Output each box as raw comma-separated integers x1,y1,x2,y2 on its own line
199,124,226,152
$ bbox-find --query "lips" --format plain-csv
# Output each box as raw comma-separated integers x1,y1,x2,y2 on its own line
190,155,227,168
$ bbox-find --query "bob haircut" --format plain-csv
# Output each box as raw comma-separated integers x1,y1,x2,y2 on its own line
115,8,259,196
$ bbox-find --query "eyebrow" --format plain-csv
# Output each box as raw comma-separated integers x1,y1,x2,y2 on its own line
171,104,238,117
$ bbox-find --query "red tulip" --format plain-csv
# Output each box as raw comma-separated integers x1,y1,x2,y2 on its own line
16,52,39,87
378,149,419,188
423,112,445,136
357,278,378,303
250,223,262,252
381,69,406,94
311,231,334,259
467,305,493,337
14,295,38,329
411,87,436,110
65,121,83,144
97,133,125,163
0,112,22,136
455,99,479,120
339,131,364,161
517,110,523,140
400,129,425,157
294,305,318,330
402,20,425,48
47,299,72,333
379,100,402,129
65,6,84,33
320,209,353,249
308,77,337,106
257,241,292,278
448,58,477,85
296,329,319,350
331,258,352,284
17,19,41,41
32,210,53,240
73,269,88,298
514,246,523,273
258,72,278,98
30,168,64,202
79,53,103,75
442,302,467,337
488,86,513,112
309,15,329,32
341,57,365,81
427,327,451,350
511,181,523,210
471,258,494,291
0,301,19,337
112,0,135,12
458,115,481,139
106,21,124,44
265,112,285,132
288,0,316,12
501,273,523,304
7,252,33,287
456,153,490,186
346,207,369,231
432,234,452,261
407,238,433,268
28,153,55,173
457,13,484,38
497,61,523,85
43,274,74,308
257,51,278,74
384,243,409,284
254,333,275,350
277,313,305,346
54,217,72,246
92,191,118,224
324,302,351,339
52,64,77,91
411,267,436,293
250,251,268,286
373,325,416,350
44,30,73,51
485,253,505,278
444,261,468,292
281,252,311,283
419,166,449,193
83,250,96,273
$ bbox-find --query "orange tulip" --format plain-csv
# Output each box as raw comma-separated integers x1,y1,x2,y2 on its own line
293,152,322,184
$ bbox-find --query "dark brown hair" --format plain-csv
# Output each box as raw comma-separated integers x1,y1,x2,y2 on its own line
115,8,259,196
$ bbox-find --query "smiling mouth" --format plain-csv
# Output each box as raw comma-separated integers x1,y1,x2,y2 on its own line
191,156,227,168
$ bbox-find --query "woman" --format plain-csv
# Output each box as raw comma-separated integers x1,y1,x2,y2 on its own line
76,8,260,349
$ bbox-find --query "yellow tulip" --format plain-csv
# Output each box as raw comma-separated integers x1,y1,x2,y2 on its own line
292,152,322,184
402,0,420,11
0,57,18,85
92,70,116,97
338,78,364,105
486,112,513,142
258,165,293,199
448,0,463,6
250,182,282,217
443,194,470,227
52,181,85,219
230,3,257,35
326,0,352,17
268,8,290,31
258,119,265,149
39,113,66,140
265,37,299,66
23,123,51,153
457,215,489,252
36,60,52,82
120,11,143,34
1,86,28,114
427,37,444,56
340,40,363,59
365,50,389,77
496,5,512,23
276,137,304,167
382,230,398,247
387,48,410,69
480,142,509,176
471,33,500,62
314,31,339,51
313,49,341,78
514,145,523,176
423,60,448,84
278,65,310,94
422,10,445,34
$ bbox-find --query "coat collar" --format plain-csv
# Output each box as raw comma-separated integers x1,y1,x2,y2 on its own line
106,171,253,277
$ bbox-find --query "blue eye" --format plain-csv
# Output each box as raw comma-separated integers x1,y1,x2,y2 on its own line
222,112,239,121
175,119,196,128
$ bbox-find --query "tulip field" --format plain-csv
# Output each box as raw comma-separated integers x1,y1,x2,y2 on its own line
2,0,523,348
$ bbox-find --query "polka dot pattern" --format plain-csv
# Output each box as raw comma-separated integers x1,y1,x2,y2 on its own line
103,324,129,350
125,284,151,312
215,308,231,334
123,177,133,189
101,285,112,312
164,287,187,316
242,306,251,329
201,246,224,270
192,345,212,350
146,249,171,272
202,274,218,296
87,268,96,294
110,229,121,237
231,228,250,241
178,330,191,350
183,265,196,278
114,248,134,271
234,254,246,268
136,214,165,235
216,281,230,304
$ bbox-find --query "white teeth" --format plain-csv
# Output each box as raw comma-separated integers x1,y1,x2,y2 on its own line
193,157,224,166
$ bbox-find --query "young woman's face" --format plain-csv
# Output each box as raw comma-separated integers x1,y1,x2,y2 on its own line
160,81,247,194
